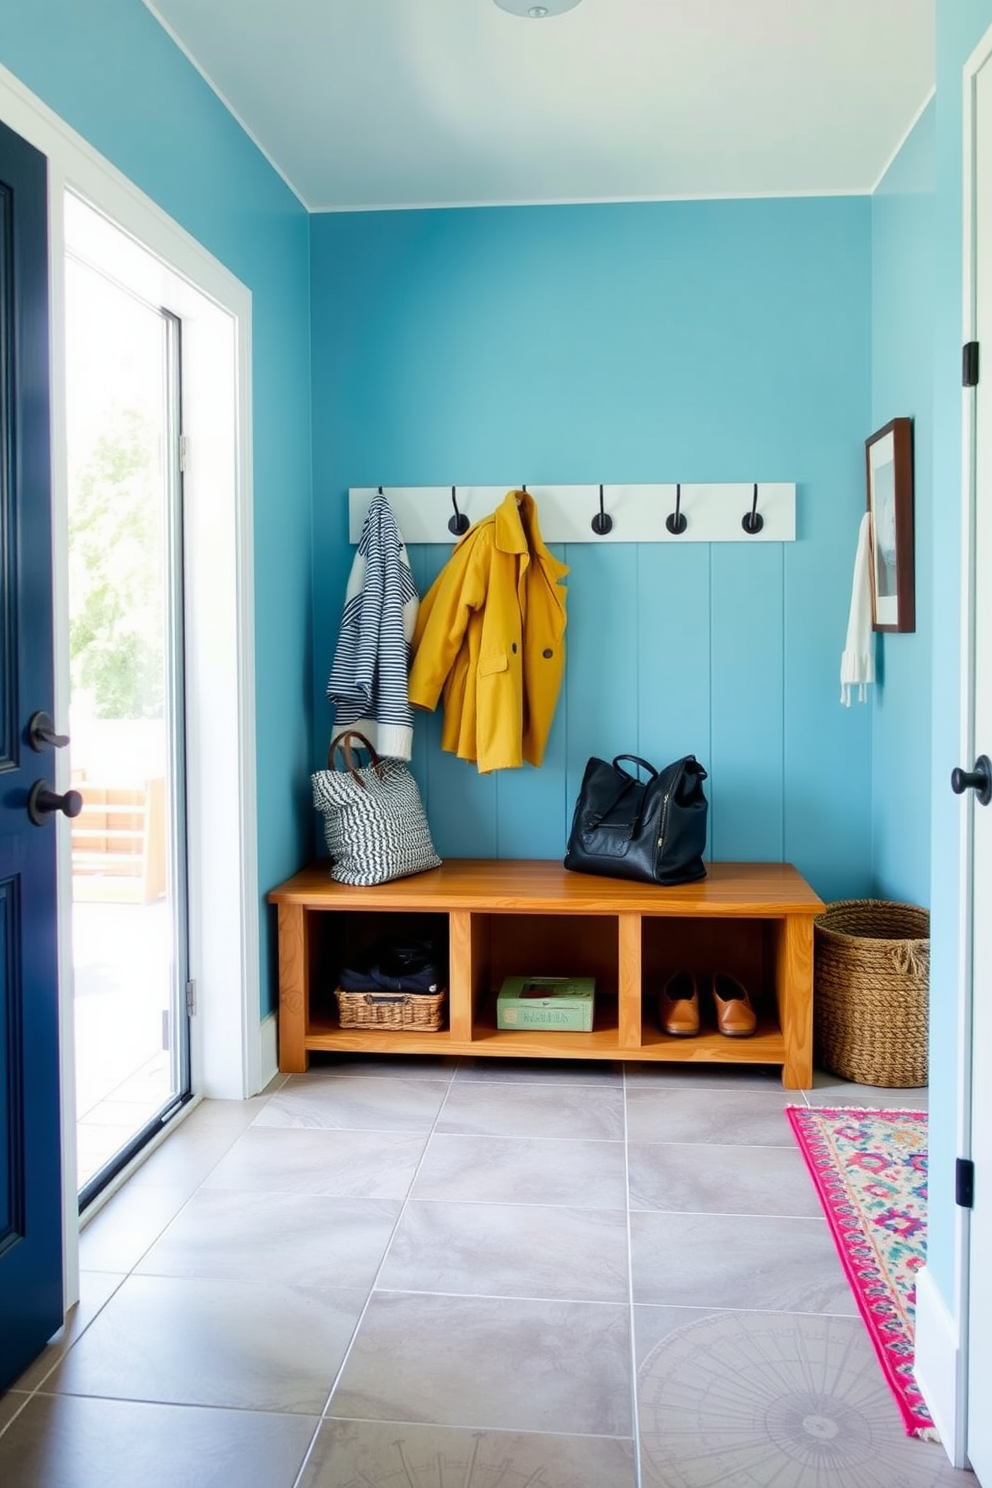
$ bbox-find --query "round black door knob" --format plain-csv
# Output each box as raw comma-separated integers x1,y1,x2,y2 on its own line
951,755,992,806
27,780,84,827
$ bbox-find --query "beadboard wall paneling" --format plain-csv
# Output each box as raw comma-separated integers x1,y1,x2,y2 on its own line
310,196,875,903
709,544,785,863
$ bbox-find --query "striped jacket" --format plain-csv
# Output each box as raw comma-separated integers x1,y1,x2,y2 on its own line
326,491,419,760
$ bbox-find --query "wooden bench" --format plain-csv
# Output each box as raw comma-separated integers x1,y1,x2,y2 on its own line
268,859,824,1088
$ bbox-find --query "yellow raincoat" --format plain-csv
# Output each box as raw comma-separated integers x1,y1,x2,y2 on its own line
409,490,569,773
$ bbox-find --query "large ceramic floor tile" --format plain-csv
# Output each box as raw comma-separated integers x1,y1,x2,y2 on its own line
253,1074,449,1132
0,1391,29,1435
629,1211,856,1313
412,1132,627,1208
305,1054,458,1081
120,1120,248,1196
134,1188,400,1288
0,1393,316,1488
378,1198,629,1301
634,1307,968,1488
623,1063,784,1089
804,1071,929,1110
454,1057,623,1086
299,1419,637,1488
436,1080,625,1141
78,1183,192,1273
625,1086,794,1146
49,1274,365,1414
11,1271,126,1393
176,1093,277,1131
627,1140,822,1217
202,1126,427,1200
329,1291,632,1437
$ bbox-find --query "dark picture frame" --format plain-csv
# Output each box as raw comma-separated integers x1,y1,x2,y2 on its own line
866,416,915,633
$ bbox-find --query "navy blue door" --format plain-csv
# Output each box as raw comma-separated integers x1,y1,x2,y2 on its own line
0,117,63,1393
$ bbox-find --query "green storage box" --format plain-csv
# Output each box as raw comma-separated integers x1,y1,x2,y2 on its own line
496,975,595,1031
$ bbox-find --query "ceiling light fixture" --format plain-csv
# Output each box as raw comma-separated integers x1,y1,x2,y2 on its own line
493,0,583,17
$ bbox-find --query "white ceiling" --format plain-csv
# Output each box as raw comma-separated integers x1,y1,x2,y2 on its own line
143,0,935,213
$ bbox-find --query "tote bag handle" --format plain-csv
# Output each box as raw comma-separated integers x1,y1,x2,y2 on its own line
327,730,385,787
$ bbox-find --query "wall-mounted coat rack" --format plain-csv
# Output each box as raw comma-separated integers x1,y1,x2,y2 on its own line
348,484,796,545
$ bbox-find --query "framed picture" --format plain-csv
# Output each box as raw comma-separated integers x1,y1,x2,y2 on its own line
865,417,915,633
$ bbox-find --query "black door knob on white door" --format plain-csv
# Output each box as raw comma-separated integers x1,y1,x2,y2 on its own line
951,755,992,806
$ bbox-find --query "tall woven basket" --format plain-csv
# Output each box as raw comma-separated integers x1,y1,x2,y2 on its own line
814,899,930,1087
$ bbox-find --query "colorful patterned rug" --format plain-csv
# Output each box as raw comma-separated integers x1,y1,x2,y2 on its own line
786,1105,934,1440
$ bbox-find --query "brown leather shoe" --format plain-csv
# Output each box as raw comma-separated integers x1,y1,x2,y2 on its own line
711,972,757,1037
658,971,700,1037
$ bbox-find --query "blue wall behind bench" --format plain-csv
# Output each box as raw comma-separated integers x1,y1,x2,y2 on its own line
311,196,873,901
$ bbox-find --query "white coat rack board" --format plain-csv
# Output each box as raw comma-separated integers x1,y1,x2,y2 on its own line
347,484,796,545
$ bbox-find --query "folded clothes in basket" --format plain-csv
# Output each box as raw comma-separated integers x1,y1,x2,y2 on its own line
339,935,445,994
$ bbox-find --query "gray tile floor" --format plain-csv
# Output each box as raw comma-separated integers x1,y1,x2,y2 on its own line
0,1057,974,1487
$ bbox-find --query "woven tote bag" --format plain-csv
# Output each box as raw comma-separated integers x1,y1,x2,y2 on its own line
312,731,441,886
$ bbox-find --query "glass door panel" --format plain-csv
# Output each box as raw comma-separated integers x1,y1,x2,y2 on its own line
64,199,190,1204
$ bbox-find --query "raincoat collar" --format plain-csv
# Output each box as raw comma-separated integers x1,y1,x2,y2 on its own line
493,489,531,555
494,489,568,576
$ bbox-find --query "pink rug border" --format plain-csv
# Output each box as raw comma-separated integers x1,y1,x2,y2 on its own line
786,1104,934,1440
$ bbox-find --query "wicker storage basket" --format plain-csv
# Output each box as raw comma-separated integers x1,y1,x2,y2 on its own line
334,987,446,1032
814,899,929,1087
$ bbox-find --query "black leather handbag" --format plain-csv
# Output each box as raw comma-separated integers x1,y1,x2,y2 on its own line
564,753,708,886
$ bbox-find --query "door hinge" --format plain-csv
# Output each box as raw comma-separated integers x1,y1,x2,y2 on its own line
178,433,189,472
186,979,196,1017
963,341,980,387
956,1157,975,1208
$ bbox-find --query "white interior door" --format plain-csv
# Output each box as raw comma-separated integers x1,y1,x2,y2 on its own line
965,41,992,1488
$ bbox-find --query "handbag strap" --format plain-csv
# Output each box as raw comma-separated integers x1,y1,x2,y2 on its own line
328,730,384,787
611,754,658,781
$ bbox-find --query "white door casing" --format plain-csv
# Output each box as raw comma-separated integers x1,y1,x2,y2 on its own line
963,34,992,1488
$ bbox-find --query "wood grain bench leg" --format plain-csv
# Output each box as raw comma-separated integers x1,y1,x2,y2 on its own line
278,901,309,1073
448,911,474,1042
777,914,814,1090
619,912,642,1049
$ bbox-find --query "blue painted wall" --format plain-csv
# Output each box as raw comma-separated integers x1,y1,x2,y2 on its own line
925,0,992,1310
0,1,314,1014
870,102,935,907
311,199,874,901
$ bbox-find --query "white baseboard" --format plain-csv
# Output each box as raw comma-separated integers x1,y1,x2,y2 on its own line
259,1012,279,1093
915,1265,968,1468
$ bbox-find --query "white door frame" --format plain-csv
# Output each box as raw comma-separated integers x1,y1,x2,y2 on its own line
914,18,992,1471
958,24,992,1477
0,63,262,1309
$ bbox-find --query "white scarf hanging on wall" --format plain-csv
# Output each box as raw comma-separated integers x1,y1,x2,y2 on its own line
840,511,875,706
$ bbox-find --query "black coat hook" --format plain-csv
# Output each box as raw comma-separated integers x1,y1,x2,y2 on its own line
448,486,470,536
742,482,764,535
591,483,613,536
666,483,687,535
377,485,384,495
